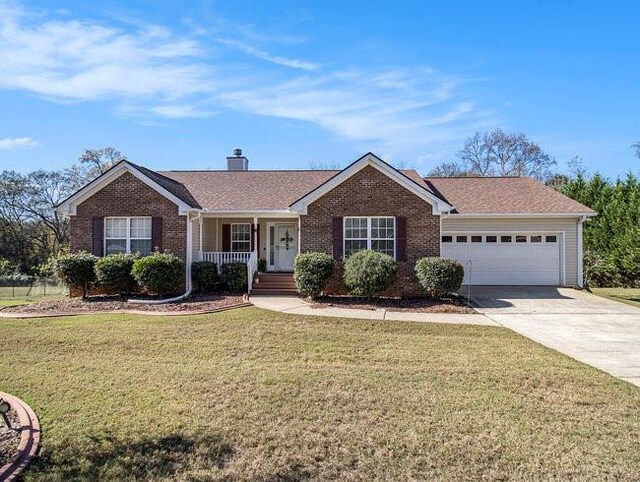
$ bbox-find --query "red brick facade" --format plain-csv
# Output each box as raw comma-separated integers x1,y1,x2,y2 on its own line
299,165,440,296
70,172,188,293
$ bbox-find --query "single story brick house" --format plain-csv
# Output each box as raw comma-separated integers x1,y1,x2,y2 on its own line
56,151,596,296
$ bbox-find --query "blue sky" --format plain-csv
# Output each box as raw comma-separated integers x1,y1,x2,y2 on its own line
0,0,638,176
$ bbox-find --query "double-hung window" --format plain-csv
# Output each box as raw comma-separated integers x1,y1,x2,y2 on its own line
344,217,395,258
105,217,152,255
231,224,252,252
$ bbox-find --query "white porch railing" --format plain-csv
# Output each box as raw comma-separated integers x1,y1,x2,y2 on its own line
247,252,257,295
201,251,251,269
200,251,257,293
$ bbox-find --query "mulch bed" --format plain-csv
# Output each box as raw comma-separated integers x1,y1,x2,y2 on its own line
0,408,20,468
2,294,247,315
309,296,475,313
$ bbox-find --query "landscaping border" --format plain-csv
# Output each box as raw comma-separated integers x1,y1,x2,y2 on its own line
0,295,251,319
0,392,40,482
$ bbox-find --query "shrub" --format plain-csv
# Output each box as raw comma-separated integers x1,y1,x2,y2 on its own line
191,261,218,293
258,258,267,273
414,257,464,298
95,253,139,295
131,253,184,297
220,262,247,293
343,250,397,299
294,252,334,298
53,252,97,298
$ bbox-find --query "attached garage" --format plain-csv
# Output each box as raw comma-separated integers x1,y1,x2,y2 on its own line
441,232,562,285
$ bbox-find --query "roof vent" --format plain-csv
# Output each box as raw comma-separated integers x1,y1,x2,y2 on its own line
226,148,248,171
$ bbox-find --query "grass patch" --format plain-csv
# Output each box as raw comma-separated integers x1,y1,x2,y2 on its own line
591,287,640,308
0,307,638,479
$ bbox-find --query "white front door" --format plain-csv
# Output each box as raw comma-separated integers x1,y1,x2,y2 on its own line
275,224,297,271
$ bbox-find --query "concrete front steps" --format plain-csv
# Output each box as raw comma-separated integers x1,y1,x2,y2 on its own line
251,272,298,296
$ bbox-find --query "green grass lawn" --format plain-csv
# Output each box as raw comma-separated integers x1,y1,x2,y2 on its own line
591,287,640,308
0,307,638,480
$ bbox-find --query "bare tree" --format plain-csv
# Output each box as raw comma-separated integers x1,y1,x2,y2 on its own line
428,129,556,180
308,160,341,170
76,147,123,181
427,162,469,177
633,141,640,159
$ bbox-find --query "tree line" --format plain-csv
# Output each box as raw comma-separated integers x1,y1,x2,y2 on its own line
0,148,121,275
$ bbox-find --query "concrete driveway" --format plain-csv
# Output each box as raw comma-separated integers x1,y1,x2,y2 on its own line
468,286,640,386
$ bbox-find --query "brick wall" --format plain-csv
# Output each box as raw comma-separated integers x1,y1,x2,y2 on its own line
70,171,188,294
299,165,440,296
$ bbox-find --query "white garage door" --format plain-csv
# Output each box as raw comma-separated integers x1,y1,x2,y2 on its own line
440,233,561,285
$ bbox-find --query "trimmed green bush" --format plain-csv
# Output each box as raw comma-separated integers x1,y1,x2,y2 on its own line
95,253,139,295
53,252,97,298
415,257,464,298
294,252,334,298
343,250,397,299
192,261,218,293
131,253,184,297
258,258,267,273
220,262,247,293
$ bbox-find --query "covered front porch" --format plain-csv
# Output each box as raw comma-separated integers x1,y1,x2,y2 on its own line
191,214,300,280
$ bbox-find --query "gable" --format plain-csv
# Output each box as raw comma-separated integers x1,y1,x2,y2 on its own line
289,153,451,215
56,161,195,215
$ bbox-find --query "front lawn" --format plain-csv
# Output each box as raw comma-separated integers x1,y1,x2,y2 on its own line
0,308,638,479
591,287,640,308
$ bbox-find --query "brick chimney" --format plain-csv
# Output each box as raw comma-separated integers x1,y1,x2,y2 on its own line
226,148,249,171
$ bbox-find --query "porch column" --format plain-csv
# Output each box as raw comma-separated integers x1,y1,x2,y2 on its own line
198,216,203,261
253,216,259,257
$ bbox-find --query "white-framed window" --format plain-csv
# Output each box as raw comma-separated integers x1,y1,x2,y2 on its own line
105,217,152,255
231,223,252,252
344,217,395,258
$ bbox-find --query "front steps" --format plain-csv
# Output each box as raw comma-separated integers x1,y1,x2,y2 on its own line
251,272,298,296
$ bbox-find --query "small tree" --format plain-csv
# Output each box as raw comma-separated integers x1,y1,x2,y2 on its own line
131,253,183,297
343,250,397,299
294,252,334,298
53,252,97,298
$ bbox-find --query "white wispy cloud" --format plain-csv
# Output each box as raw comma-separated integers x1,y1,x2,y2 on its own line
0,1,491,157
218,38,318,71
0,137,38,149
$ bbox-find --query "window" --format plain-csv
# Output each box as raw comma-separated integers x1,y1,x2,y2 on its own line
441,235,453,243
545,235,557,243
530,235,542,243
344,217,395,258
471,235,482,243
486,235,497,243
515,235,527,243
105,217,152,255
231,224,252,252
456,235,467,243
500,235,512,243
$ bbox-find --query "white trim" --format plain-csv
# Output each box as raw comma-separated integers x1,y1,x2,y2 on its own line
343,216,396,260
268,222,299,271
577,215,585,288
443,212,595,219
201,210,297,218
186,214,193,292
56,161,193,216
289,153,452,215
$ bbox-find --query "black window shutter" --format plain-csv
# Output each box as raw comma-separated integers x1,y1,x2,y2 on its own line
91,217,104,256
396,216,407,262
152,217,163,253
332,217,343,260
222,224,231,252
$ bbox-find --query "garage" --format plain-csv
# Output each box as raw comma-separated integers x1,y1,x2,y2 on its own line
440,233,562,285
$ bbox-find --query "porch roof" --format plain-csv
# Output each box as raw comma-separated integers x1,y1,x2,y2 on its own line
159,169,431,211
